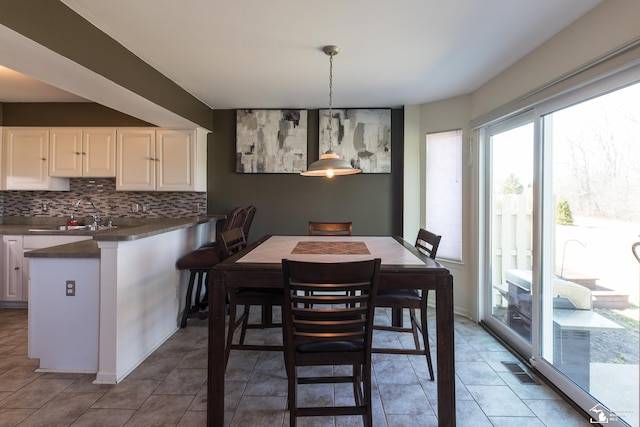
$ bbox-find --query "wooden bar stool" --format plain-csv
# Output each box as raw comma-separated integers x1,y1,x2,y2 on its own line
176,206,246,328
176,246,221,328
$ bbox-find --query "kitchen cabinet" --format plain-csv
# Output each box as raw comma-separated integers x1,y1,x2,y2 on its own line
1,235,23,302
116,128,207,191
0,234,91,302
49,128,116,177
2,128,70,190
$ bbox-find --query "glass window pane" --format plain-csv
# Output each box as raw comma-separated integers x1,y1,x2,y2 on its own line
542,82,640,424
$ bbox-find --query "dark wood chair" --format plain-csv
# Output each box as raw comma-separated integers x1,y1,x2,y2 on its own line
281,258,381,427
308,221,352,236
372,228,441,380
241,205,257,241
222,228,283,367
176,206,246,328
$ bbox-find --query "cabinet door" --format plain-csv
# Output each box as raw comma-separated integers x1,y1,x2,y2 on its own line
49,128,83,177
2,236,23,302
4,128,50,189
84,128,116,177
2,128,69,190
116,129,156,191
156,129,195,191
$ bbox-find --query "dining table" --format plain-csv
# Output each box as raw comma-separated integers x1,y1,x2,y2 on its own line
207,235,456,426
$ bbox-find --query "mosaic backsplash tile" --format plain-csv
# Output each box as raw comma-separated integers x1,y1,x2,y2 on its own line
0,178,207,222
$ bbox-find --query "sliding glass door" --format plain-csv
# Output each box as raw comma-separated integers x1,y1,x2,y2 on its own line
537,82,640,426
484,115,535,356
482,73,640,426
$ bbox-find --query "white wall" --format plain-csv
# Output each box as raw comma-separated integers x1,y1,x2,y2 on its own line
405,0,640,321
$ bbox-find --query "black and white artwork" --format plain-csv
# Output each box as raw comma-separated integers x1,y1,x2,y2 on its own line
236,109,307,173
319,109,391,173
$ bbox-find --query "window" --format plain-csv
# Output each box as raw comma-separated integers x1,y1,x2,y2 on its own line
426,130,462,261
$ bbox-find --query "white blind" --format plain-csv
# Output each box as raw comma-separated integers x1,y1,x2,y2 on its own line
426,130,462,261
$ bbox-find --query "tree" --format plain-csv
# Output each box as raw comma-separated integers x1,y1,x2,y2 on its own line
500,173,524,194
556,198,574,225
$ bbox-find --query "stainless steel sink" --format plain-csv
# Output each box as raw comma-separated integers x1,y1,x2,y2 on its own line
28,225,118,232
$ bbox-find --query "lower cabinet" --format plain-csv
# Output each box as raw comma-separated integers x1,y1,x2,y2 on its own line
0,235,91,302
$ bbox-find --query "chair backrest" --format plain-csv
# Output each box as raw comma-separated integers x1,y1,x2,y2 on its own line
222,207,246,232
308,221,353,236
219,228,247,259
241,205,257,241
281,258,381,351
415,228,441,259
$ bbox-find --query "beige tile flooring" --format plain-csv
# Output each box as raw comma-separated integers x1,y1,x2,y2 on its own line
0,307,591,426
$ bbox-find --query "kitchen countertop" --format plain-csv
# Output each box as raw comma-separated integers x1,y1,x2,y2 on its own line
17,215,225,258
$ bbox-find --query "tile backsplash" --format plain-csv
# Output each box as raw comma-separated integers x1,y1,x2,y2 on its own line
0,178,207,221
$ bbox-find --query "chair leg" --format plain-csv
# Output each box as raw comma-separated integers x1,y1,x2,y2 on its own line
419,291,435,381
180,270,197,328
289,365,297,427
408,308,421,349
238,305,251,344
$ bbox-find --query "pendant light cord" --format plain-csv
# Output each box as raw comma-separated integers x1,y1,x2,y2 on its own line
328,52,334,151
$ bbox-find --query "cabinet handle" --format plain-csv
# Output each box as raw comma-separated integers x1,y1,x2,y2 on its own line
14,267,19,270
82,152,87,155
42,158,46,161
75,152,81,155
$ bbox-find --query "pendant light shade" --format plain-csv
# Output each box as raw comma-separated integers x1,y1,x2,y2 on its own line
301,45,361,178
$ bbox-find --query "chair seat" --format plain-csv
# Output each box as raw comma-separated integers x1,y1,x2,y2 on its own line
376,289,420,303
176,247,220,270
298,340,364,353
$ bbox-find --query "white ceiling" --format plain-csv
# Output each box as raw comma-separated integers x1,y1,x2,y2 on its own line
2,0,602,111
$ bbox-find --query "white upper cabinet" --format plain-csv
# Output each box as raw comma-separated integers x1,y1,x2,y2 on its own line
117,128,207,192
49,128,116,177
2,128,69,191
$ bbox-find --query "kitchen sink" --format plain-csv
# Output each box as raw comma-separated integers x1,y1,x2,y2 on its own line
28,225,118,232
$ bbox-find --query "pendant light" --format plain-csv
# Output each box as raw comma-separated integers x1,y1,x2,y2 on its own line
301,45,361,177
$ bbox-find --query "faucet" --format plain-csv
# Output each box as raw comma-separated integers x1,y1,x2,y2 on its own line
74,197,101,226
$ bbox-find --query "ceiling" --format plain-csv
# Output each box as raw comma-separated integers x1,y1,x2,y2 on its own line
1,0,602,110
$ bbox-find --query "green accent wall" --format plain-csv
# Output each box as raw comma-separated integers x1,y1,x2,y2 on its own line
207,109,404,242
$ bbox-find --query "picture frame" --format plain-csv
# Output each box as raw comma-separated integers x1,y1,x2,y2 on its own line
236,109,307,173
318,108,391,173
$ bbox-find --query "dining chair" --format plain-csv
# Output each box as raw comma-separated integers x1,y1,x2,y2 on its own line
281,258,381,427
372,228,441,380
222,227,283,367
241,205,257,241
176,206,245,328
308,221,353,236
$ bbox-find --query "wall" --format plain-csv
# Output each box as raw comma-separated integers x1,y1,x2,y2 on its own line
407,0,640,320
207,109,404,243
470,0,640,120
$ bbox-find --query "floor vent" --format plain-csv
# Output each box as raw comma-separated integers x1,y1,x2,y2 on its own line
502,361,538,384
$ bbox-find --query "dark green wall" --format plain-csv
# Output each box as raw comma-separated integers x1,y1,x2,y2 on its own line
207,109,404,243
0,102,152,127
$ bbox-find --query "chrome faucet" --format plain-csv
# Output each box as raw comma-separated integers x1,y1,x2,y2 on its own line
74,197,101,226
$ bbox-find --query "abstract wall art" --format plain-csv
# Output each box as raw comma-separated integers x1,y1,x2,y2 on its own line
318,108,391,173
236,109,307,173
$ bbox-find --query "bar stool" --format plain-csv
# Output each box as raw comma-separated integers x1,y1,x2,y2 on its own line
176,246,221,327
177,206,246,328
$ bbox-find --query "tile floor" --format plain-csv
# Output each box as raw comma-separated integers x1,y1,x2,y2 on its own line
0,307,591,426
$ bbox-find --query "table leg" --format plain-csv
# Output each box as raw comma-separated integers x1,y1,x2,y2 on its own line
436,274,456,427
391,308,404,327
207,270,226,427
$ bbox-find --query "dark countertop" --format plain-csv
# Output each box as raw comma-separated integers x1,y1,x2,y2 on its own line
18,215,225,258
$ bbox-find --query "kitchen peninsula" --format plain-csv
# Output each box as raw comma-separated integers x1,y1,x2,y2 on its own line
18,215,224,384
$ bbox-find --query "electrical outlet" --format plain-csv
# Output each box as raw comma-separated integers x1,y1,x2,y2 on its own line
66,280,76,296
132,203,140,213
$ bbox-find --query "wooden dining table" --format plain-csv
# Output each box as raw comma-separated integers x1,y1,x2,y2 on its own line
207,235,456,426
